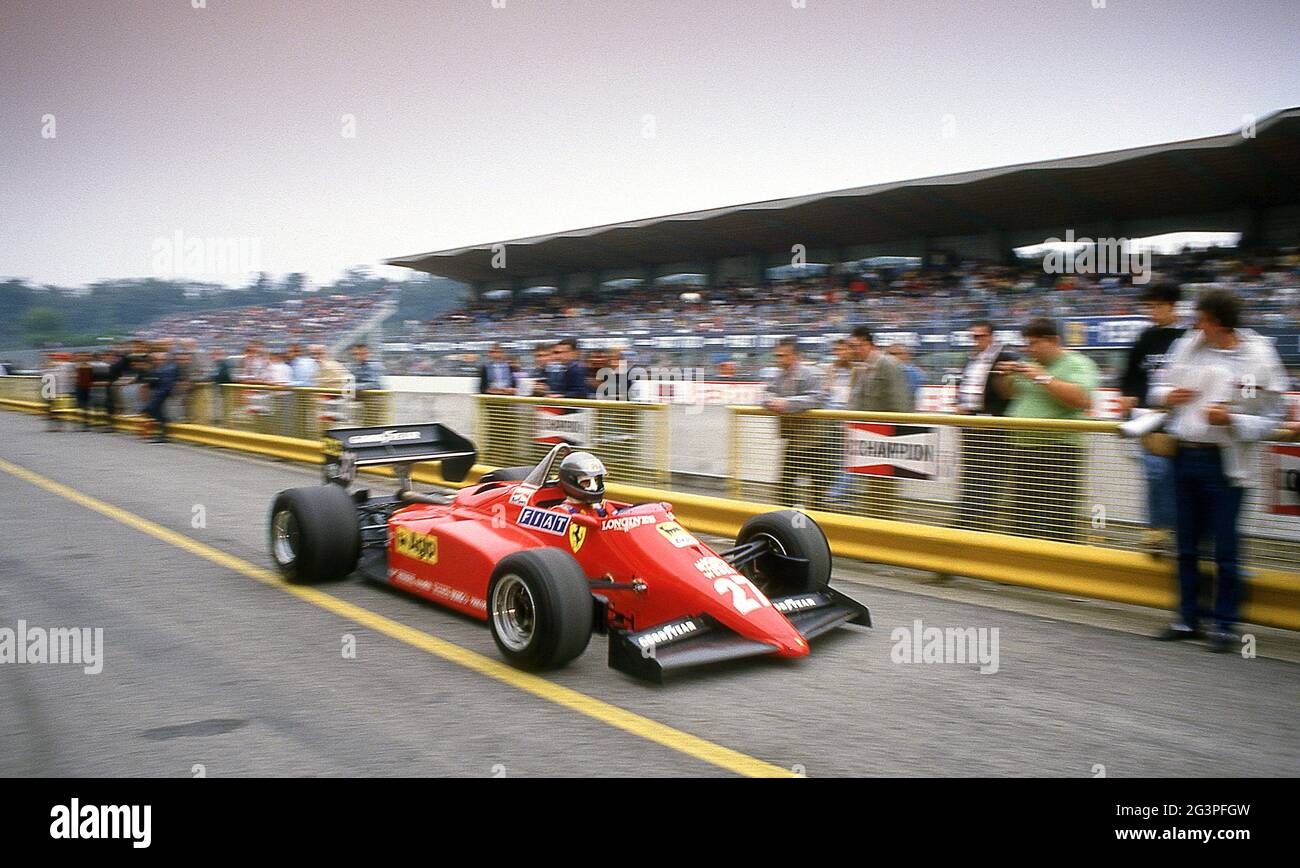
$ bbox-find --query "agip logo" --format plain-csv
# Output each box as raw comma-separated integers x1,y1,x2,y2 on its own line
656,521,698,548
393,526,439,564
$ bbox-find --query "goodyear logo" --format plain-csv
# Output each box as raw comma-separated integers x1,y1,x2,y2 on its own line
393,526,438,564
773,595,820,613
636,618,700,650
517,506,571,536
656,521,697,549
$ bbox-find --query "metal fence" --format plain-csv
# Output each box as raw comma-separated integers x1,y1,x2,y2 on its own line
728,407,1300,573
0,376,391,439
475,395,671,487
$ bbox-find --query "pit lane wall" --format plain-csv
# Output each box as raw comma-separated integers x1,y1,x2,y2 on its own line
3,374,1298,629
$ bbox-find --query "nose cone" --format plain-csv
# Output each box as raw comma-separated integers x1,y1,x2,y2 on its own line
731,605,810,657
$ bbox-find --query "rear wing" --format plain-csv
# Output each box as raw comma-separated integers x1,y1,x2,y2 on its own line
322,423,477,483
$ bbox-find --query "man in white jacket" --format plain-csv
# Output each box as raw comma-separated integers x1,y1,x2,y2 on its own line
1149,288,1287,651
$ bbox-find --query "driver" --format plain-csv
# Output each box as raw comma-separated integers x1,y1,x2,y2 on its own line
556,451,612,517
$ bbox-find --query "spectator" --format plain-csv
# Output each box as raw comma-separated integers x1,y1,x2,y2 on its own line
996,317,1100,542
552,337,588,398
528,345,552,396
265,351,294,386
289,343,319,387
842,326,911,518
954,320,1019,531
349,342,386,391
763,337,828,508
479,344,517,395
1152,288,1287,651
315,346,351,391
209,346,235,424
846,326,912,412
239,341,268,384
1119,283,1185,555
73,352,94,430
823,338,856,501
887,344,925,405
141,351,179,443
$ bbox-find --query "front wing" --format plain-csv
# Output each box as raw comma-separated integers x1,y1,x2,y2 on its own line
607,588,871,683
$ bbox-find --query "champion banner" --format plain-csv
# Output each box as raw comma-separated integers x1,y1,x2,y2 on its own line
1268,444,1300,516
843,422,938,480
534,406,592,447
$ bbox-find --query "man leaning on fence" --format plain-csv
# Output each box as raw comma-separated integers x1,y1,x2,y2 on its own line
1119,282,1185,556
954,320,1019,531
763,337,827,509
995,317,1100,543
842,326,911,519
1150,288,1287,652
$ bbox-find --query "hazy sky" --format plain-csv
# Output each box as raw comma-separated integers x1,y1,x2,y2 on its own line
2,0,1297,287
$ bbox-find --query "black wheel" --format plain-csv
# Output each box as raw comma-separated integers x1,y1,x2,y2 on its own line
479,465,532,484
487,548,593,671
735,509,831,597
268,486,360,583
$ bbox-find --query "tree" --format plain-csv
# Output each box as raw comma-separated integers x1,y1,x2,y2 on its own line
21,306,64,344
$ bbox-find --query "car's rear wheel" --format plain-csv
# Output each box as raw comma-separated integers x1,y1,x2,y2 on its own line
735,509,831,598
487,548,592,671
268,486,360,583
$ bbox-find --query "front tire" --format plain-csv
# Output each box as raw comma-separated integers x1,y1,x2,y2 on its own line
487,549,593,671
268,486,360,583
735,509,832,597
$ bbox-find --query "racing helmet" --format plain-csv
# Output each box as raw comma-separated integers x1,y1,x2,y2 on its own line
557,452,606,503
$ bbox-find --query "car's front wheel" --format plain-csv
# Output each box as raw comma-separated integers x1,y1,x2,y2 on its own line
487,549,593,671
734,509,832,598
268,486,360,583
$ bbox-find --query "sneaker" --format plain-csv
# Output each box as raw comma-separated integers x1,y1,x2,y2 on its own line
1154,622,1200,641
1205,627,1238,654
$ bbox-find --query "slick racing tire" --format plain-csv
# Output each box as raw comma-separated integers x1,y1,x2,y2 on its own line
487,548,593,671
268,486,361,584
735,509,832,598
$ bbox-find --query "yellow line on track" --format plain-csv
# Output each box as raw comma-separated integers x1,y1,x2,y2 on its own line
0,456,796,778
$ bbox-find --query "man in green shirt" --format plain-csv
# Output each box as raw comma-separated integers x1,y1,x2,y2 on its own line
994,318,1100,542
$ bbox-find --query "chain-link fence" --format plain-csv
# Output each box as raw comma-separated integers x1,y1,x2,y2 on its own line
729,407,1300,574
475,395,670,486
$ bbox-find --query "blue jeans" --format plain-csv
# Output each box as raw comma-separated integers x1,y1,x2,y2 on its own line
1142,450,1176,530
1173,446,1244,629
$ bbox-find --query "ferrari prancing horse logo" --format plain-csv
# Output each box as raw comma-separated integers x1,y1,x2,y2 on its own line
568,523,587,553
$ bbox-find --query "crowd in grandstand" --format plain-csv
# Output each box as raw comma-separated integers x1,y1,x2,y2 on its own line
134,291,387,351
388,248,1300,380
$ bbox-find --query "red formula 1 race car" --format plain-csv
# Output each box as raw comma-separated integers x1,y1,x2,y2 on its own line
267,423,870,682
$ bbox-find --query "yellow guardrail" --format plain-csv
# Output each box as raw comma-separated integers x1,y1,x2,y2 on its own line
475,394,671,487
3,383,1298,629
729,405,1300,576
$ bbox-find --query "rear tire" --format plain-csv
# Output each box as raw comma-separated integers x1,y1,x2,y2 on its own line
268,486,360,583
735,509,831,597
487,548,593,671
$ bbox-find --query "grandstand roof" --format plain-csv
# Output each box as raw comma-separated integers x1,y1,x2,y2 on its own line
387,107,1300,285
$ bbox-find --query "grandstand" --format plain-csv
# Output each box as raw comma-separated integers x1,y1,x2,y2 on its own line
384,109,1300,381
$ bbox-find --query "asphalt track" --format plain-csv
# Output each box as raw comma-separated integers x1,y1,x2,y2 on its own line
1,410,1296,777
